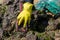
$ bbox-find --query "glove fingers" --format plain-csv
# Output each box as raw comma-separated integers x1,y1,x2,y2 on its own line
17,13,22,19
23,16,28,28
18,17,24,25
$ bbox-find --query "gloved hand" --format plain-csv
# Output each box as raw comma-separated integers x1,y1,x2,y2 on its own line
17,2,33,28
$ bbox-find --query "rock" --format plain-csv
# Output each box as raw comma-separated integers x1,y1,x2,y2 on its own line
21,37,27,40
54,17,60,29
0,28,3,40
0,0,11,4
2,0,19,31
46,31,55,39
55,30,60,40
46,25,56,31
26,31,36,40
45,18,56,31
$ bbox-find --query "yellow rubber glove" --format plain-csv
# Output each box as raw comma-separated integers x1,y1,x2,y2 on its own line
17,2,33,28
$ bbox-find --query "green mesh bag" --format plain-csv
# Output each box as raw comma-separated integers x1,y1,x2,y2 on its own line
35,0,60,15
